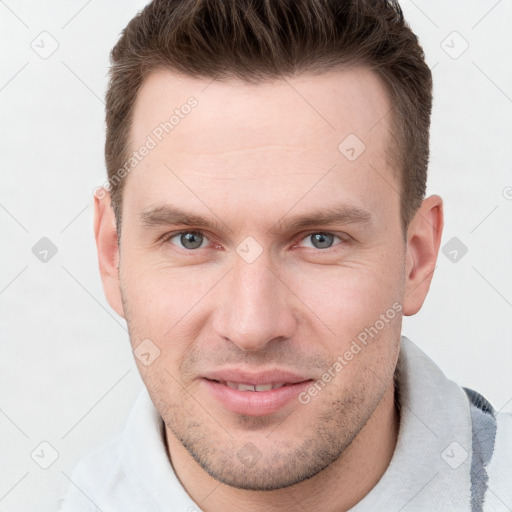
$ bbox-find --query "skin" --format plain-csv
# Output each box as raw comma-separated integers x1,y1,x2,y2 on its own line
94,67,443,512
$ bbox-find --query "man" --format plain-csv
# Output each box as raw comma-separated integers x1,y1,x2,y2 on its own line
59,0,512,511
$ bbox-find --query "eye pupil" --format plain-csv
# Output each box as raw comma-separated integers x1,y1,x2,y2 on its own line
181,232,203,249
311,233,333,249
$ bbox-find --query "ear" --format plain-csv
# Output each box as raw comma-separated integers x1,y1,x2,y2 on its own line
402,194,444,316
93,188,125,318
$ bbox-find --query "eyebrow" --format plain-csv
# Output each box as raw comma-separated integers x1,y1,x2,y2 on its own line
140,206,228,232
268,204,373,235
139,204,373,234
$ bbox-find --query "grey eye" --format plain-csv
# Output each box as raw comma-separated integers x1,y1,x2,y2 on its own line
302,233,340,249
170,231,206,250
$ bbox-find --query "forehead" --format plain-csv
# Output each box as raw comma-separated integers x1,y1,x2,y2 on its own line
131,66,393,153
124,67,397,224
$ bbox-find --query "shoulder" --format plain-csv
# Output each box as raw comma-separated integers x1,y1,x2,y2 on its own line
462,387,512,511
57,388,161,512
486,410,512,508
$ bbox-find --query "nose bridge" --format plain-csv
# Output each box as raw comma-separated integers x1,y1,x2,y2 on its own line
216,250,295,351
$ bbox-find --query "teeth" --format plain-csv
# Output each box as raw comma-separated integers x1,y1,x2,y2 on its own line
255,384,273,392
225,381,244,390
225,381,286,391
238,383,255,392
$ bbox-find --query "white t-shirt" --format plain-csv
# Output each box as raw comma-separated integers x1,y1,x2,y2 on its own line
58,336,512,511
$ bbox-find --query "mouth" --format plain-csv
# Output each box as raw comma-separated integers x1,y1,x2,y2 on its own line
201,375,314,416
206,379,295,392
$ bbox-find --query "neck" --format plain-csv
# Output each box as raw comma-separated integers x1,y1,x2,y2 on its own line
166,378,399,512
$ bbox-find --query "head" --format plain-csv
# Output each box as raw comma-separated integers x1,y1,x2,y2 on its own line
95,0,443,491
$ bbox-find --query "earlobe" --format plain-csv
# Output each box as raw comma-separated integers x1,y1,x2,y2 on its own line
402,195,444,316
94,188,125,318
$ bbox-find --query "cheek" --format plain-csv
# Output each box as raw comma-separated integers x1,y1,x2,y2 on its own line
121,261,221,351
294,263,402,408
290,255,403,334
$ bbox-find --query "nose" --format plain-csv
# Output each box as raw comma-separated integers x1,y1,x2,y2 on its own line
213,250,297,352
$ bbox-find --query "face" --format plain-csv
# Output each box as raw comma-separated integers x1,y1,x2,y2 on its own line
99,67,425,491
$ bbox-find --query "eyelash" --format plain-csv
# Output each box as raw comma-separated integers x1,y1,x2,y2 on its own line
161,230,349,253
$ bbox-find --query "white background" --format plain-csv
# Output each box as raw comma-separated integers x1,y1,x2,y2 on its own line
1,1,511,510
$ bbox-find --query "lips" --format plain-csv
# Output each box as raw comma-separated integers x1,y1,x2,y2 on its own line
200,369,313,416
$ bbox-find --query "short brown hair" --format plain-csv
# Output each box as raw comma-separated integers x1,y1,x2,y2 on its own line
105,0,432,235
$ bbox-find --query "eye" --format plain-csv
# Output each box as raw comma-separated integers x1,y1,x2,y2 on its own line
166,231,209,250
298,232,344,250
